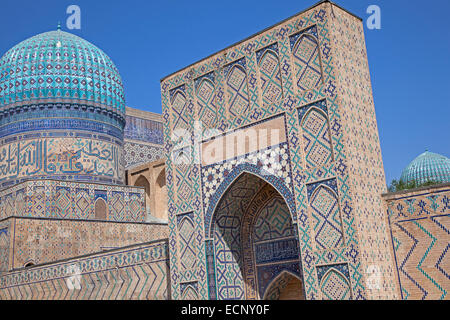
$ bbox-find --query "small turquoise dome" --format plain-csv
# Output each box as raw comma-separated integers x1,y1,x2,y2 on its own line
0,29,125,114
400,151,450,185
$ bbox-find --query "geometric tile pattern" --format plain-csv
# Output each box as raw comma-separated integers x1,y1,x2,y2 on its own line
75,189,91,219
329,5,399,300
307,179,344,250
213,174,265,300
201,140,295,235
0,220,10,272
253,197,295,242
9,217,169,269
212,172,301,300
256,43,283,107
0,179,146,223
0,241,170,300
123,141,165,169
55,187,72,218
317,264,352,300
109,192,125,221
124,115,164,146
170,85,190,133
173,148,194,211
224,58,250,125
386,186,450,300
177,212,198,283
298,100,333,169
195,72,218,130
122,86,165,169
253,197,301,299
161,2,392,300
289,26,323,93
213,178,286,300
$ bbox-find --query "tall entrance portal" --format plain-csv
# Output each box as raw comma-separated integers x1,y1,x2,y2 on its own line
211,172,304,300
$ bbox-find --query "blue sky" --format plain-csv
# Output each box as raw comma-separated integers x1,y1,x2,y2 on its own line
0,0,449,185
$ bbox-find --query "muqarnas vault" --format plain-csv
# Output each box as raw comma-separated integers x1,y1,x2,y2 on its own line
0,0,448,300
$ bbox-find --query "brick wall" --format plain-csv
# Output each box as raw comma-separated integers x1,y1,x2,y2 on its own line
384,183,450,300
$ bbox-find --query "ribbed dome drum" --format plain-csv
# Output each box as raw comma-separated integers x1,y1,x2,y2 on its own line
0,30,125,187
400,151,450,185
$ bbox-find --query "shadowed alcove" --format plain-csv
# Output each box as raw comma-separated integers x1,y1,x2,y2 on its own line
210,172,305,300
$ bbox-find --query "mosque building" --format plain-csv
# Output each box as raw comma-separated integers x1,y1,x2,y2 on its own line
0,0,448,300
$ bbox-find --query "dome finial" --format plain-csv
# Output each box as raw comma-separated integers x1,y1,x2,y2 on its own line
57,21,61,31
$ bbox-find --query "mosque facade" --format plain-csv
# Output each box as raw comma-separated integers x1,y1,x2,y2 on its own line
0,1,448,300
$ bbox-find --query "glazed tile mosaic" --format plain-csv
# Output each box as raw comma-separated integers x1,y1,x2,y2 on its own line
384,185,450,300
0,240,170,300
0,0,448,300
0,179,146,222
160,1,399,300
3,216,168,269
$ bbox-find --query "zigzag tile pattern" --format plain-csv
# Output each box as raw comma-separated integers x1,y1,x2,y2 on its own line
386,186,450,300
0,241,170,300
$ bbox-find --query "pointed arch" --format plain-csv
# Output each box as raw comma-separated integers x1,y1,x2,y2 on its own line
157,168,166,188
24,260,36,268
319,268,352,300
242,186,302,300
206,162,296,239
134,174,151,209
155,168,168,220
181,284,199,300
170,88,186,106
263,271,304,300
134,175,150,196
211,171,303,300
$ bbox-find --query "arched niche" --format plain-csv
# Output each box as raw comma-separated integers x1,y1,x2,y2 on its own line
155,169,168,220
94,198,108,220
134,175,151,209
263,271,305,300
210,171,304,300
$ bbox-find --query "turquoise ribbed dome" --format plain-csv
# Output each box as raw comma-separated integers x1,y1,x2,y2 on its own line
0,30,126,187
0,29,125,114
400,151,450,185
